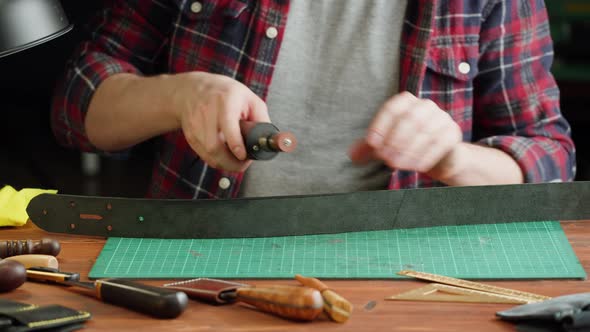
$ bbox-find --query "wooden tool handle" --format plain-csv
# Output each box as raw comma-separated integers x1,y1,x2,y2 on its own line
294,274,329,292
295,274,353,323
0,260,26,292
236,285,323,321
4,254,59,269
26,267,80,284
0,239,61,258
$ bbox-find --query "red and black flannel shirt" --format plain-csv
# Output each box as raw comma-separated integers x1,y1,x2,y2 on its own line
51,0,576,199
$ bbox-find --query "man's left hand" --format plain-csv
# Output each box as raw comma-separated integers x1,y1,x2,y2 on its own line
349,91,462,179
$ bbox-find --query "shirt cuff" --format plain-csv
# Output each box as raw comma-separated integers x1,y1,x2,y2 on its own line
477,135,574,183
61,52,142,158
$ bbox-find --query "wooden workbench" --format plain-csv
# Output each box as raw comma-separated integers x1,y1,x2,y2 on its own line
1,221,589,331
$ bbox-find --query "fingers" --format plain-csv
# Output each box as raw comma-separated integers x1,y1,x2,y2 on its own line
248,94,271,123
362,92,462,174
188,94,248,172
413,121,461,172
348,140,375,165
219,89,270,162
219,94,248,161
180,72,271,172
367,92,418,147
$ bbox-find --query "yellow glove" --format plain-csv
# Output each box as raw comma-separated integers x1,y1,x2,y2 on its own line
0,186,57,227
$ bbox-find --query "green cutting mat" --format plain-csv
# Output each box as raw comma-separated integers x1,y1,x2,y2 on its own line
89,221,586,279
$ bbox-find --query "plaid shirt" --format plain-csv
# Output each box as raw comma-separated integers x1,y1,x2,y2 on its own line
51,0,575,199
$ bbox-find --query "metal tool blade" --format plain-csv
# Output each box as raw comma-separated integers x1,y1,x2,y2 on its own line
65,280,96,290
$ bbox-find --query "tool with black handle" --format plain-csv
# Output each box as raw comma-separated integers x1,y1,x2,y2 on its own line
27,268,188,319
240,121,297,160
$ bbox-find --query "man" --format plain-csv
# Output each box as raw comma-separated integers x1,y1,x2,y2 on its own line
51,0,575,199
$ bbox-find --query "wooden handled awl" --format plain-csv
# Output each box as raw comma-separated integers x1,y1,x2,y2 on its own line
231,285,323,321
295,274,353,323
164,278,323,321
0,239,60,258
240,121,297,160
0,260,26,292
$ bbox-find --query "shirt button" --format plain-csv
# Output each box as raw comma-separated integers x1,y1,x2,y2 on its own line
458,62,471,75
266,26,278,39
190,2,202,13
218,177,231,190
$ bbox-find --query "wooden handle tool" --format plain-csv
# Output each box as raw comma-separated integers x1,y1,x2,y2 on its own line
163,278,323,321
0,260,26,292
231,285,323,321
0,239,61,258
295,274,353,323
4,254,59,269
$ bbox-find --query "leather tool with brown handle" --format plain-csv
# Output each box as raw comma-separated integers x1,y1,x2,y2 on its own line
0,239,61,258
295,274,353,323
0,260,26,292
0,253,59,293
163,278,323,321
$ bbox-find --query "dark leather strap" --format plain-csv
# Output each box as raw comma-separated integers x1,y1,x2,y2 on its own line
0,299,91,332
26,182,590,239
163,278,249,304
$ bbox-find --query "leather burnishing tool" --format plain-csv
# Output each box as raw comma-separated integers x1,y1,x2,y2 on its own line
295,274,353,323
5,254,59,269
240,120,297,160
0,239,61,258
27,268,188,319
0,260,25,292
0,252,61,293
163,278,323,321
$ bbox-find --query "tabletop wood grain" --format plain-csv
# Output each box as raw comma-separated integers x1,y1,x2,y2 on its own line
1,220,589,331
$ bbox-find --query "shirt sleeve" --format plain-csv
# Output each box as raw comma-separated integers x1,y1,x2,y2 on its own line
51,0,174,153
473,0,576,182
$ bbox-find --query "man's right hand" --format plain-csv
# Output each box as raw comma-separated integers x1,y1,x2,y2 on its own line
170,72,270,172
86,71,269,173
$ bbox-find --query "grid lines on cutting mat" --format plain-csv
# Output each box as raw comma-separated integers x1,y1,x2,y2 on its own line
89,221,586,279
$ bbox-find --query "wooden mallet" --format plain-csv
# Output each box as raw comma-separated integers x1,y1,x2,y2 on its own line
295,274,353,323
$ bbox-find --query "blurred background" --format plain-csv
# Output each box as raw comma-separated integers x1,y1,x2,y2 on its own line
0,0,152,197
0,0,589,197
546,0,590,180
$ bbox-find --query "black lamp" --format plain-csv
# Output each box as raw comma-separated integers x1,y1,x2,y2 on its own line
0,0,72,58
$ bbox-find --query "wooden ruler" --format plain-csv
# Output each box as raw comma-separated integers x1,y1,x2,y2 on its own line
387,283,529,304
390,270,551,304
